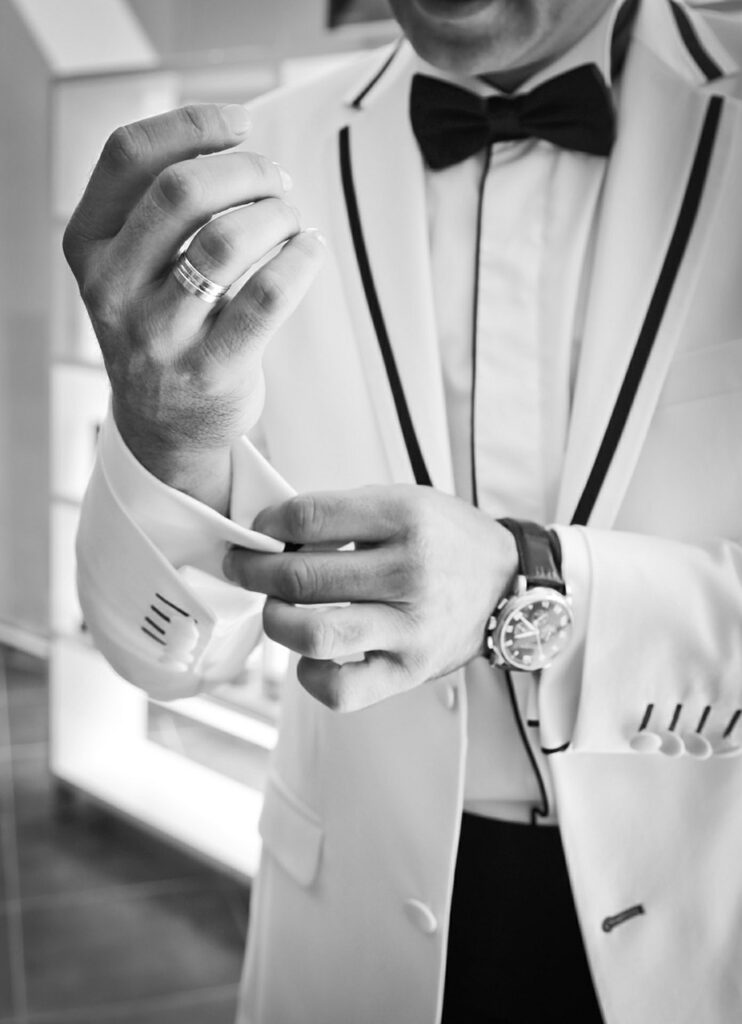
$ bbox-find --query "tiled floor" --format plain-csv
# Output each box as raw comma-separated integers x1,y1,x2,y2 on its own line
0,646,249,1024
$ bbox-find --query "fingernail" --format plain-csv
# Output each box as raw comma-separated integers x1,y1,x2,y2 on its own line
274,162,293,192
221,104,252,135
304,227,327,246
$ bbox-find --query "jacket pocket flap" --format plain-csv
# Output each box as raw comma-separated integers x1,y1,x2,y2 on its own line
258,775,323,887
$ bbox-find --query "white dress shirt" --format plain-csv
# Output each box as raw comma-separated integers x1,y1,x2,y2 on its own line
420,0,628,822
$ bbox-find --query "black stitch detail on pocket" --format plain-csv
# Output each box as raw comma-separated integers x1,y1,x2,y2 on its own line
723,709,741,739
669,703,682,732
638,703,654,731
154,593,188,616
602,904,645,933
697,705,711,734
541,742,570,755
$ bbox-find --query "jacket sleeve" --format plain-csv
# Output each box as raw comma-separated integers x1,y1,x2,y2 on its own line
76,411,294,701
539,525,742,760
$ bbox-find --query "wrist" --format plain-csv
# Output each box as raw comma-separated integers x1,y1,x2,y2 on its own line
112,399,233,514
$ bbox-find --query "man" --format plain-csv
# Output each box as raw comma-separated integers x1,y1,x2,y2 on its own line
64,0,742,1021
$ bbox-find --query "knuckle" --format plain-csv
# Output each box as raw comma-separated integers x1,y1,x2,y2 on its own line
278,556,316,603
251,268,289,317
153,163,204,214
102,123,146,170
178,104,214,142
79,271,107,313
302,617,335,660
285,495,320,540
195,217,238,269
62,221,83,273
243,150,273,185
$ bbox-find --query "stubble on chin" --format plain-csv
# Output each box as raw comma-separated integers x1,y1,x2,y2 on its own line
395,0,549,80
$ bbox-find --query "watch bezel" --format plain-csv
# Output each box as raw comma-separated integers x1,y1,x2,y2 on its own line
489,584,574,671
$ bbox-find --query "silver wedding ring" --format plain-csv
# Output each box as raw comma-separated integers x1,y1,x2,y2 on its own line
172,252,229,305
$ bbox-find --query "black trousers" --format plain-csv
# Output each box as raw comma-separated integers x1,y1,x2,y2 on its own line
441,812,605,1024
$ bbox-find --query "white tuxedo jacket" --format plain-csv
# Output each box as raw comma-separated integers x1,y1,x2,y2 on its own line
77,2,742,1021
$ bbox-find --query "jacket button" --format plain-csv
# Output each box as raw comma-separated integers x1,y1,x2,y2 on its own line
404,899,438,935
629,730,662,753
659,731,685,758
682,733,712,760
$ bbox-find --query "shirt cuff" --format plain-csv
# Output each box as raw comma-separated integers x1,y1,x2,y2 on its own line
99,409,294,579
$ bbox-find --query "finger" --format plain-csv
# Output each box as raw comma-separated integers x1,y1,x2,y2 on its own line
250,487,410,546
296,654,417,713
110,151,292,287
64,103,253,262
210,228,327,361
224,546,406,605
154,197,301,338
263,598,404,660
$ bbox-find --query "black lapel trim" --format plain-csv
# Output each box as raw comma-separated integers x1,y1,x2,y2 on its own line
669,1,724,82
338,126,432,487
570,95,723,527
350,38,404,110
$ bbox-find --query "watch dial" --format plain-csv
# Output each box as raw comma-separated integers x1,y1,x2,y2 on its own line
501,598,572,669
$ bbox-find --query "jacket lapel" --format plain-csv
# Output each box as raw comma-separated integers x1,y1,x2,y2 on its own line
334,44,455,494
556,0,734,528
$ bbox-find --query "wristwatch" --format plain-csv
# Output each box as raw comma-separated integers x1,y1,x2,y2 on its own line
485,519,573,672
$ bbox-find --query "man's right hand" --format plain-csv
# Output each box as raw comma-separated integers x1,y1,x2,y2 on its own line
63,103,326,513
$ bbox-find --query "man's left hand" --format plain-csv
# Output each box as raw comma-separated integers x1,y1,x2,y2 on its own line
223,485,517,711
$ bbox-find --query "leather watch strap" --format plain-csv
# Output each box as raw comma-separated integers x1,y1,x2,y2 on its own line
497,518,566,594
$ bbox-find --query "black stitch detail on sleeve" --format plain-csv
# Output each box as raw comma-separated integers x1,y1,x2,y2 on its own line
154,593,188,617
527,719,540,728
150,605,171,623
144,616,165,636
668,703,682,732
142,626,166,646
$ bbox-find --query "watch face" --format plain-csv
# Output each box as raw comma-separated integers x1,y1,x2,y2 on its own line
495,587,573,671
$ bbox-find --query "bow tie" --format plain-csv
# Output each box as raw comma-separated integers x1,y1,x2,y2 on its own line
410,65,616,170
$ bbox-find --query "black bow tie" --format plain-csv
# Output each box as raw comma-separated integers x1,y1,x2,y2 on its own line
410,65,616,170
